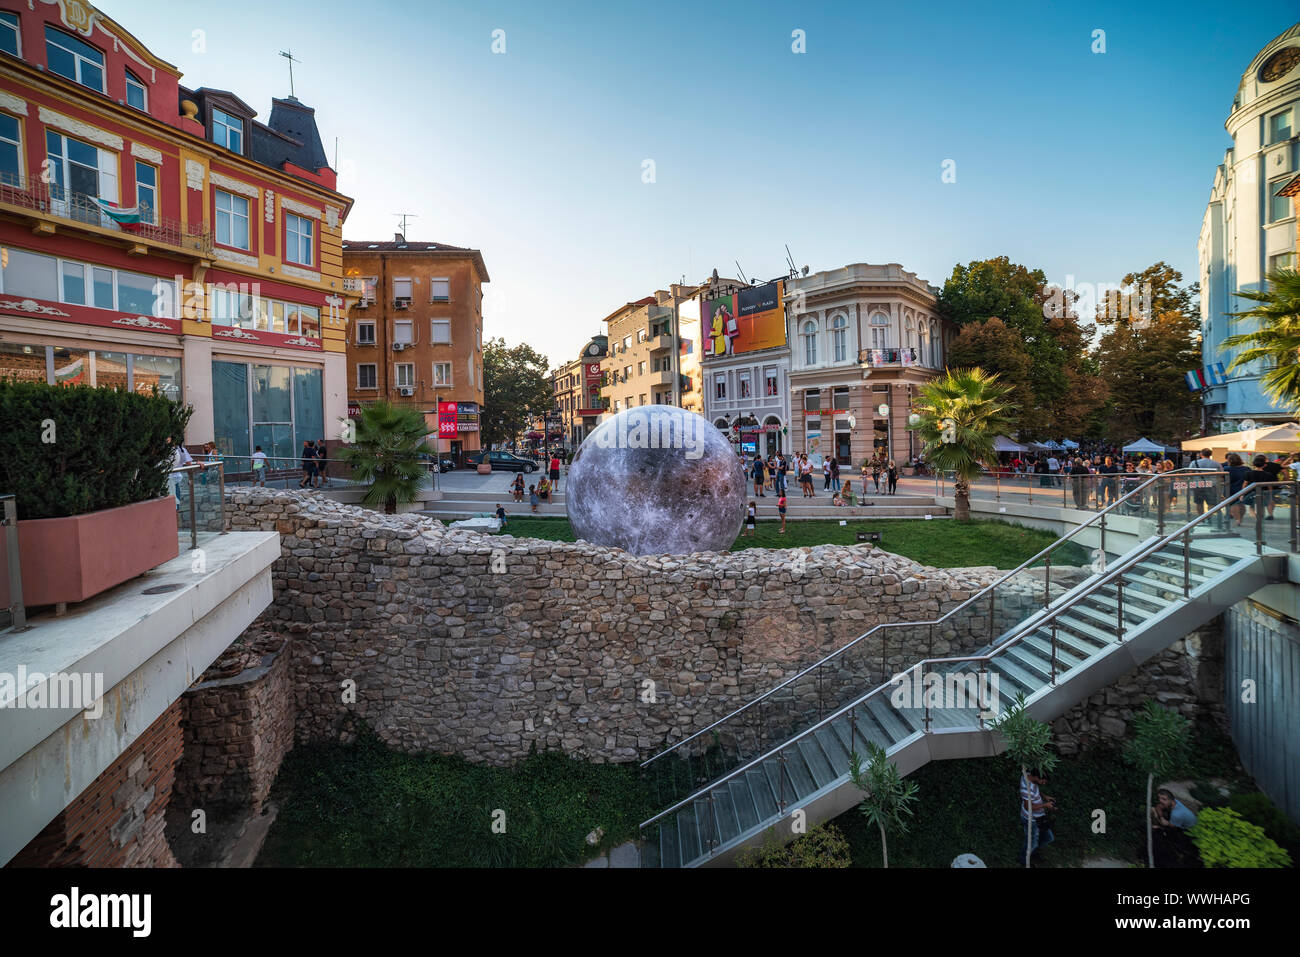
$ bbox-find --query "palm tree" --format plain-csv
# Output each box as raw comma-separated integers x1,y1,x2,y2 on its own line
914,368,1017,521
337,401,433,514
1221,268,1300,412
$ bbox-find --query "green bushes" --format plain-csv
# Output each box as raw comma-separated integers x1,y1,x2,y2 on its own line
0,381,191,520
1190,807,1292,868
736,824,851,868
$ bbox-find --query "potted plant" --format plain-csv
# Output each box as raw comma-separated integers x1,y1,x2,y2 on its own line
0,380,192,607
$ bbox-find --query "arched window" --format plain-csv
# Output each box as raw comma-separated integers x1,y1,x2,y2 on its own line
869,312,889,351
830,314,848,362
905,320,917,361
929,321,940,367
801,319,818,365
918,324,929,366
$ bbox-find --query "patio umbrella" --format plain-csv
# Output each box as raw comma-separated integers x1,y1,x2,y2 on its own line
1180,423,1300,457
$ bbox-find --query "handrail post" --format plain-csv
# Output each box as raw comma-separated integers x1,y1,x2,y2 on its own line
777,750,787,813
1100,513,1107,558
996,472,1001,502
2,495,25,631
1043,554,1051,609
186,469,198,551
989,591,996,642
850,704,857,753
1157,478,1166,536
1292,480,1298,554
1050,620,1058,685
1256,491,1264,555
977,661,988,729
706,792,716,854
1182,530,1191,597
217,461,227,534
1115,576,1125,642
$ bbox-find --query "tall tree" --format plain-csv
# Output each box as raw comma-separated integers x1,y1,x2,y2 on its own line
481,337,553,447
1094,262,1202,442
1221,267,1300,413
1123,700,1190,869
338,401,432,514
939,257,1104,438
945,317,1039,431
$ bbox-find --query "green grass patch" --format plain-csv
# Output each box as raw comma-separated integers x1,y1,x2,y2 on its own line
494,517,1084,570
256,729,656,867
833,718,1248,867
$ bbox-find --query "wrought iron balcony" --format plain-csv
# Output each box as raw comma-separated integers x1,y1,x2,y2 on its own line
0,174,213,257
858,346,924,367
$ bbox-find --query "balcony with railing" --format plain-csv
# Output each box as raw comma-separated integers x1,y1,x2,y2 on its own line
0,174,212,257
858,346,925,368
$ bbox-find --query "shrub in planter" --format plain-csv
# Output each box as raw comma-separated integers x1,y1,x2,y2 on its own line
1189,807,1292,868
0,380,191,520
1226,792,1300,857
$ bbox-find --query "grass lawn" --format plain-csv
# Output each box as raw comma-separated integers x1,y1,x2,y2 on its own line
832,718,1255,868
494,517,1086,570
256,730,655,868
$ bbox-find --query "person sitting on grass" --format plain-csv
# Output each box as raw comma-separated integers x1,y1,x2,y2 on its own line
529,484,539,513
495,504,507,530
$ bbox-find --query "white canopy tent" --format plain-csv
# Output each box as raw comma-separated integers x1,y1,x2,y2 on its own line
1122,437,1167,454
1181,423,1300,459
993,435,1030,453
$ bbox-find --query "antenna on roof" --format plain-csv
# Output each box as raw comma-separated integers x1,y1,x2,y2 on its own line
393,213,419,240
278,50,301,98
734,260,749,284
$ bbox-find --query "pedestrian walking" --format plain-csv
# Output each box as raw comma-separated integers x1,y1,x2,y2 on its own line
298,439,316,489
830,456,841,493
549,453,562,491
745,500,757,537
251,445,267,487
822,457,832,491
1019,767,1057,866
315,439,329,487
752,455,767,497
886,459,898,495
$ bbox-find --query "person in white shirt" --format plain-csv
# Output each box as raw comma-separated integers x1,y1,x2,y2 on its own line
251,445,268,488
1046,455,1060,487
169,439,194,507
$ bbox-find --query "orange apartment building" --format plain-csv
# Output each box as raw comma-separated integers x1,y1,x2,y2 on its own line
0,1,353,464
342,236,488,459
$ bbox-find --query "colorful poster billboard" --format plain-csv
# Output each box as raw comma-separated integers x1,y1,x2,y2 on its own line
702,280,786,358
437,401,458,437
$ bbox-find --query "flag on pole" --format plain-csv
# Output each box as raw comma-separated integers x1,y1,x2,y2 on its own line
1185,369,1207,392
92,198,145,232
1206,362,1227,386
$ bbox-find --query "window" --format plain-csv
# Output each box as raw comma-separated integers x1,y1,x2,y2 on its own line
356,321,376,345
765,367,778,396
637,329,648,343
431,319,451,344
45,26,104,92
357,364,377,389
637,361,647,375
215,189,250,249
639,394,647,406
394,320,413,345
801,320,818,365
430,278,450,301
1269,108,1293,145
134,161,156,225
1270,178,1294,223
117,270,174,317
285,212,313,266
433,362,452,386
1269,253,1296,276
622,335,631,350
46,131,113,203
393,278,413,303
212,108,243,154
0,247,56,300
715,375,727,400
0,12,18,57
738,371,751,398
930,321,940,367
395,363,414,388
830,314,848,362
0,112,20,186
125,71,147,112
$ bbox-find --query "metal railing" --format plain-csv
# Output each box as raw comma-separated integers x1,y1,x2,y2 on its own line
1,494,25,632
640,469,1189,773
638,479,1296,845
934,466,1235,514
170,461,228,550
0,173,212,255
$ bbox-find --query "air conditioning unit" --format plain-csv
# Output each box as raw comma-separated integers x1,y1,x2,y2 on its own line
393,342,407,351
398,387,415,396
394,298,412,309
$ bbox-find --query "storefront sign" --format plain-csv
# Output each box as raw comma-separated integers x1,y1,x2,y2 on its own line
437,400,458,437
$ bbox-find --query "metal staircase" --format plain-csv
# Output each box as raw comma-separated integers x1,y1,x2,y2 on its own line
638,473,1296,867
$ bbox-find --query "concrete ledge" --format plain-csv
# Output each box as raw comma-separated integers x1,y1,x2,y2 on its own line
0,531,279,865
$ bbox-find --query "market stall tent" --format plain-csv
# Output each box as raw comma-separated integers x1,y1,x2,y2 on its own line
1180,423,1300,459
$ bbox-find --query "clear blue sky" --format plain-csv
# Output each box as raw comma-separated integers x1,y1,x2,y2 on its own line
102,0,1299,368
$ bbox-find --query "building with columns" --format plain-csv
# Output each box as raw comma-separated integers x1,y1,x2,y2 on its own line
1198,23,1299,429
785,263,951,467
0,0,352,464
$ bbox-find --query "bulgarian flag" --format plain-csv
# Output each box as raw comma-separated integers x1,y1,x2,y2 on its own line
92,198,145,232
1185,369,1207,392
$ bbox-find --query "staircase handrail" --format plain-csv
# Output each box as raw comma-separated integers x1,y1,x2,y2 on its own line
640,469,1198,769
638,479,1288,834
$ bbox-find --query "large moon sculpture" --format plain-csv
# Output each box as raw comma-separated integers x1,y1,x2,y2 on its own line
566,407,747,555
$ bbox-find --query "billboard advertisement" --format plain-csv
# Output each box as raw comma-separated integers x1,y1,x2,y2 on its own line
676,297,702,414
437,401,458,438
702,280,786,358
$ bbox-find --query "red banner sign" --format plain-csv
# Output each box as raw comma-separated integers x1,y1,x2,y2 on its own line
437,401,458,437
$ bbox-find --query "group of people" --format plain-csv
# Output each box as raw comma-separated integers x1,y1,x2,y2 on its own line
744,451,901,500
297,439,331,489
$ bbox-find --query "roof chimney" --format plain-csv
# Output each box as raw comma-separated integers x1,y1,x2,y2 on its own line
394,232,404,243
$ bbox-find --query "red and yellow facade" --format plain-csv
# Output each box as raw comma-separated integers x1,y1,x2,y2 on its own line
0,0,352,462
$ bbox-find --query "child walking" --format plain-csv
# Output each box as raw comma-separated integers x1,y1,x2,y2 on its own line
529,484,540,513
777,493,787,533
744,500,757,537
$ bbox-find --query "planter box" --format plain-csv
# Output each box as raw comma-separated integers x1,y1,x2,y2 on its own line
476,464,492,475
0,496,179,608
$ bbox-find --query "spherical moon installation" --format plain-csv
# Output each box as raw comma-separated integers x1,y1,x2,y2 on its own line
567,407,746,555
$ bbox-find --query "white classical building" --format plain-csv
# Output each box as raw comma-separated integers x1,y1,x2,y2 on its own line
785,264,950,467
1198,23,1300,429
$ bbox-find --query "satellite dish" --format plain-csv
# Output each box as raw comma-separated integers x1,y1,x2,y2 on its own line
801,265,809,276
